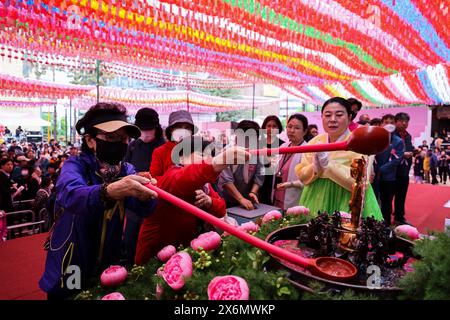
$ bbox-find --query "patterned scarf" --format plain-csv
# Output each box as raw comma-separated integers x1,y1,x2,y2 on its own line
97,161,122,183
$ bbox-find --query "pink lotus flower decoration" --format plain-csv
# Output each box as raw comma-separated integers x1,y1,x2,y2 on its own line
156,267,164,278
286,206,310,216
101,292,125,300
239,221,260,233
156,284,164,300
223,221,260,236
100,265,128,288
395,225,420,240
208,275,249,300
262,210,282,224
157,245,177,262
191,231,222,251
162,252,193,290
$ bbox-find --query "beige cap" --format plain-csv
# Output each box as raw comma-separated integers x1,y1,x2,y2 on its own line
93,120,141,138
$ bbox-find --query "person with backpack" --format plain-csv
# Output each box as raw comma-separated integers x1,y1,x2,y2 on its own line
39,103,158,299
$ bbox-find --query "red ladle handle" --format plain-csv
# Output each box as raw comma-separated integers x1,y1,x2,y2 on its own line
249,126,390,156
249,141,348,156
144,183,314,270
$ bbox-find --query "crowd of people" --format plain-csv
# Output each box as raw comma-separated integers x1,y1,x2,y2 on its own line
412,135,450,185
0,139,79,232
0,98,449,299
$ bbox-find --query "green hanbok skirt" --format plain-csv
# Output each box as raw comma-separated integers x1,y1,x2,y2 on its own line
299,178,383,220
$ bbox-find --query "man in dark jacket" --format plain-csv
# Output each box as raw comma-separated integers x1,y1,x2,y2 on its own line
429,150,439,185
122,108,165,265
375,115,405,225
39,103,158,299
392,112,414,225
124,108,165,172
0,158,14,213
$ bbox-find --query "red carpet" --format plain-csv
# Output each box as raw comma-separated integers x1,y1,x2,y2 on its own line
0,232,47,300
0,183,448,300
404,183,450,234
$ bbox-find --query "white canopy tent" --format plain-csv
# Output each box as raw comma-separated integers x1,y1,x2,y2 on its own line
0,111,51,131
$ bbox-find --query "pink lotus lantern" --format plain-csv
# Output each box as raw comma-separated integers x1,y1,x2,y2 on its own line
191,231,221,251
394,225,420,240
157,245,177,262
101,292,125,300
286,206,310,216
162,252,193,290
208,275,249,300
262,210,282,224
100,265,128,288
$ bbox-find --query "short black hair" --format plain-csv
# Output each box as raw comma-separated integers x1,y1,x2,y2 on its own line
48,163,58,170
41,176,52,188
394,112,410,122
347,98,362,120
321,97,352,116
0,157,13,167
236,120,260,138
262,115,283,133
381,114,395,122
288,113,308,132
347,98,362,110
369,118,382,126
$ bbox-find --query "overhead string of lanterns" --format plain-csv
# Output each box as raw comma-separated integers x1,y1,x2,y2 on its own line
0,0,448,106
74,86,284,113
0,73,94,99
0,100,57,108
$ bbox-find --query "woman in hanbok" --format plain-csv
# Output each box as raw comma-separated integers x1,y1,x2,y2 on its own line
295,97,382,220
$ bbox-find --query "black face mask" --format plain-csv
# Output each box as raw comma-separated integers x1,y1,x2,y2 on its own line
95,139,128,165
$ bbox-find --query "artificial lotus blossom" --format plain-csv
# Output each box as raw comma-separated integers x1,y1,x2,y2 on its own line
261,210,283,224
190,231,222,252
238,221,260,233
223,221,260,236
100,265,128,288
286,206,310,216
207,275,249,300
162,252,193,290
101,292,126,300
155,284,164,300
157,245,177,262
394,225,420,241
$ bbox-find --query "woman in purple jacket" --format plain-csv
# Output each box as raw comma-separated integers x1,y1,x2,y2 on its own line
39,103,158,299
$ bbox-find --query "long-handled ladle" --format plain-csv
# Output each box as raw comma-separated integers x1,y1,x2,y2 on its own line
249,126,390,156
143,126,389,282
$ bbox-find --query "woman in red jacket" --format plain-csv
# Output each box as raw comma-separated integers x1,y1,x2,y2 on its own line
136,137,250,265
150,110,198,180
